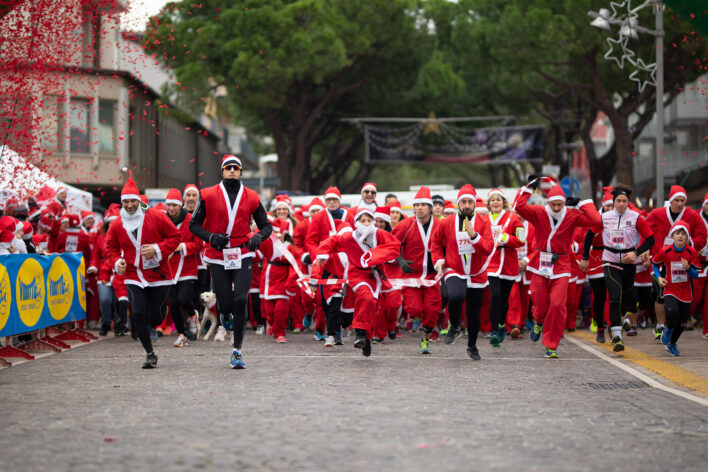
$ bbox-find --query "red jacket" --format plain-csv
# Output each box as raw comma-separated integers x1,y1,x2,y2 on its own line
315,227,400,298
200,182,262,266
652,244,700,302
516,189,600,279
168,211,204,282
305,208,355,261
53,228,91,270
517,218,535,284
392,215,439,280
293,217,310,249
90,231,113,284
105,209,180,288
430,213,494,288
486,210,524,279
258,236,299,300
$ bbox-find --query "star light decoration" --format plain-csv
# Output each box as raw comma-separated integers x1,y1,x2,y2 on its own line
601,0,658,93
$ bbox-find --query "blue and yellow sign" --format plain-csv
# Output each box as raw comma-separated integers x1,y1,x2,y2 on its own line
0,253,86,337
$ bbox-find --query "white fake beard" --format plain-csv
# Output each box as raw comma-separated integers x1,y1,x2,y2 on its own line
358,200,377,212
354,222,376,245
120,206,145,233
545,205,564,220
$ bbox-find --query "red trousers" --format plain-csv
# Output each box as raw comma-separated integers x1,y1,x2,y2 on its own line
402,285,441,329
565,282,582,329
263,298,289,338
352,285,378,338
375,290,402,339
506,282,530,327
531,274,569,350
289,291,305,330
691,276,708,334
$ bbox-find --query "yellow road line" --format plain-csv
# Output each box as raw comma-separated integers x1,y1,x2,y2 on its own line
569,330,708,396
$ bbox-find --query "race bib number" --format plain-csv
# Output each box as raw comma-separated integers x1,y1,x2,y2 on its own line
457,231,474,255
670,261,687,283
223,247,242,270
539,252,555,276
664,236,674,247
142,254,159,269
609,229,626,249
65,235,78,252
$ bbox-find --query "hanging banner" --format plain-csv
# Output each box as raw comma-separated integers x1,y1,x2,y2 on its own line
360,122,545,163
0,253,86,337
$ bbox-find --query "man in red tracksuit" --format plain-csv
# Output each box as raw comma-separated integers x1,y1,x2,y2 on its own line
516,182,601,358
392,186,442,355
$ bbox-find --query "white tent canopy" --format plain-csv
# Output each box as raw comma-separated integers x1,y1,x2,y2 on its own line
0,147,92,212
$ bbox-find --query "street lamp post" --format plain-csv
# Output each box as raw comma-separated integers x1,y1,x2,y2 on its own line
588,1,665,204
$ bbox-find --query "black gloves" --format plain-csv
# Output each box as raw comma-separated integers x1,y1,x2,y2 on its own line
565,196,580,207
527,174,540,190
247,234,263,251
302,253,312,265
396,255,414,274
209,233,230,251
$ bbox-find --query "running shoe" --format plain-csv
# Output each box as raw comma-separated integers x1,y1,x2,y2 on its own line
596,329,605,343
334,334,343,346
303,315,312,329
638,315,647,329
467,346,481,360
188,315,199,336
354,330,367,349
276,335,287,343
174,334,188,347
411,319,421,333
388,330,397,340
590,319,598,334
496,325,506,344
292,328,302,334
114,326,128,337
703,333,708,340
313,330,325,341
220,313,234,331
653,326,663,341
150,328,158,342
142,352,158,369
429,330,440,342
529,323,543,342
544,348,559,359
439,328,449,336
266,324,273,336
443,328,461,345
510,325,522,339
622,314,632,331
184,331,196,342
324,336,335,347
214,326,226,341
362,340,372,357
626,326,637,336
371,337,383,344
489,331,502,347
255,325,265,335
666,343,680,356
611,336,625,352
230,351,245,369
419,337,431,354
660,327,672,346
99,324,109,336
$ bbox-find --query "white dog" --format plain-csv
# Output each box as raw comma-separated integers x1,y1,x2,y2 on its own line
198,291,219,341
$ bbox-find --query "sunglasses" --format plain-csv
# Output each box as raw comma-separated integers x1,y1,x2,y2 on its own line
363,190,376,195
223,164,241,171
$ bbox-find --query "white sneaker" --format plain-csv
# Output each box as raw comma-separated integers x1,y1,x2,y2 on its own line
214,326,226,342
703,333,708,340
174,334,188,347
324,335,335,347
188,314,199,335
255,325,265,335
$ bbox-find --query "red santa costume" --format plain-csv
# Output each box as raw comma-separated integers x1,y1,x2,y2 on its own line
373,206,404,342
515,184,600,356
691,193,708,335
506,217,536,336
314,208,400,356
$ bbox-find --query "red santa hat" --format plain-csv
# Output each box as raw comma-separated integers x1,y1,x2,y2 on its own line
668,185,687,203
0,216,16,232
354,207,374,222
702,193,708,208
21,221,33,239
0,229,14,244
323,186,341,202
104,207,118,222
413,186,433,206
222,154,242,169
668,219,691,238
32,233,49,249
486,188,506,201
335,219,353,235
444,200,456,215
55,185,67,196
80,210,94,224
183,184,199,200
273,195,293,214
474,197,488,214
361,183,377,193
165,188,183,205
67,214,80,228
28,206,41,221
457,184,477,204
374,206,391,223
120,168,141,201
140,195,149,205
308,197,325,213
601,186,614,206
153,202,167,213
546,185,566,203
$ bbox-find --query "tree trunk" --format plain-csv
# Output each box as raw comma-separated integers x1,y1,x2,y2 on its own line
613,119,635,189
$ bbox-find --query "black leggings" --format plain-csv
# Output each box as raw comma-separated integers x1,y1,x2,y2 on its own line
604,263,637,328
664,295,690,344
589,278,606,328
211,261,253,349
169,280,196,335
249,292,264,326
446,277,485,348
635,286,652,311
488,276,515,329
126,285,170,354
193,268,210,315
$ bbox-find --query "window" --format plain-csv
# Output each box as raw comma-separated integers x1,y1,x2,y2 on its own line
69,98,89,153
98,100,115,153
39,95,60,153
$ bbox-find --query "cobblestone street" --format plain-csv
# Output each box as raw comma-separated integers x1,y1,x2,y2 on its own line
1,329,707,471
